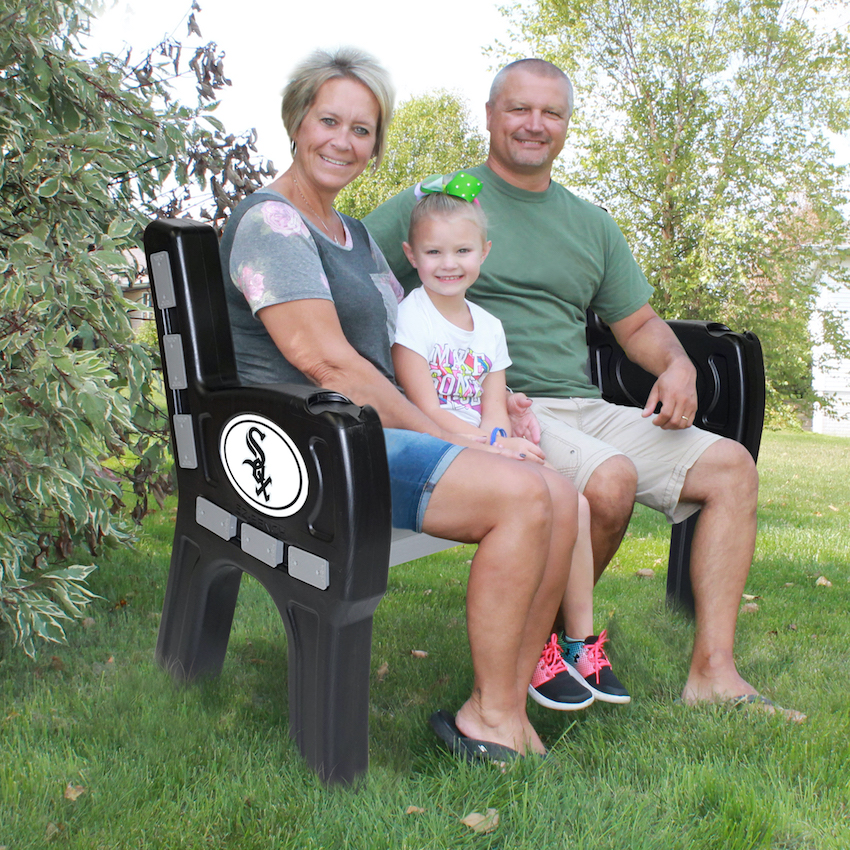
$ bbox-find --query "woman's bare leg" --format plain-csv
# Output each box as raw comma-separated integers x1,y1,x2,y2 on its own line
422,451,576,755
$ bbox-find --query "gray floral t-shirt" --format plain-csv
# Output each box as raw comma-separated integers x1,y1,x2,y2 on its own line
221,189,404,387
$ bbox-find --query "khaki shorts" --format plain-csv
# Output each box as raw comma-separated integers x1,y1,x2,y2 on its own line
532,397,722,524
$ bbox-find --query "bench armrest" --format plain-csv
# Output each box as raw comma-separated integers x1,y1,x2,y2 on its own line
586,310,765,460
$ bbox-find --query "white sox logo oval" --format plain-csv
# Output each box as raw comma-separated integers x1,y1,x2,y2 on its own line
220,414,308,517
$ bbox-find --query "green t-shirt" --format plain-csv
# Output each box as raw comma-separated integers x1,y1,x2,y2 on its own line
364,165,654,399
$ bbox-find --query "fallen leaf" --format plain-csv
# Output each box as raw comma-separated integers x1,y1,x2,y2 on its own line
461,809,499,834
784,582,794,587
636,568,655,578
45,822,63,841
741,602,759,614
410,650,428,658
789,623,798,631
405,806,426,815
423,588,433,595
828,504,839,512
64,783,86,802
652,557,663,566
376,662,389,681
50,656,64,671
742,594,760,601
82,617,96,629
815,576,832,587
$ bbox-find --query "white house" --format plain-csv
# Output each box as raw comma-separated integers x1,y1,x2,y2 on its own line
811,252,850,436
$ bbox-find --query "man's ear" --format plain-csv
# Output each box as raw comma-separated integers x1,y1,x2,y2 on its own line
485,101,492,131
402,241,417,268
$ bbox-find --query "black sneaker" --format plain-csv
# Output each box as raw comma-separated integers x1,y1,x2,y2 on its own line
528,633,594,710
561,630,631,704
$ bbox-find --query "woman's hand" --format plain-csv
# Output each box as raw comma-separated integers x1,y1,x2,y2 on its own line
490,435,546,464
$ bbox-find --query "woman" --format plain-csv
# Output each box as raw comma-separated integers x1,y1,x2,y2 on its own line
220,47,580,760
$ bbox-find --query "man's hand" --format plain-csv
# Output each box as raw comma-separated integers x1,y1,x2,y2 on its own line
641,359,698,429
506,393,542,444
610,304,699,430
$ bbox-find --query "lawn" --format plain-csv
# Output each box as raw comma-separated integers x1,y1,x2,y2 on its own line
1,431,848,849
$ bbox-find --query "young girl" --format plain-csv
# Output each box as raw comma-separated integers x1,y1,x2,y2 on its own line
392,172,630,709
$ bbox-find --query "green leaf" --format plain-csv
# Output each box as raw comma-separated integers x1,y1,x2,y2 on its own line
107,218,136,238
36,175,62,197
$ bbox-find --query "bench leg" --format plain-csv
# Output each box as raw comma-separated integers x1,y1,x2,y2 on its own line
667,512,698,615
155,531,243,680
281,599,377,785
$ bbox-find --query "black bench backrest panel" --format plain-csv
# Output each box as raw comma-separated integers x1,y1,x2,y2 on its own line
586,311,765,460
143,217,393,598
145,217,239,392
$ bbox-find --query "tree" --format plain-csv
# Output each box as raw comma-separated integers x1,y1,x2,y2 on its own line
336,90,487,219
498,0,850,422
0,0,270,655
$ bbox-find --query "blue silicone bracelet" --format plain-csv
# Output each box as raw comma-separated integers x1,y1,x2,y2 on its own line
489,427,507,446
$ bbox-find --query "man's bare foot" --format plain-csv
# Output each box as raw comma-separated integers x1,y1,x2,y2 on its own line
682,649,760,704
681,652,806,723
681,680,806,723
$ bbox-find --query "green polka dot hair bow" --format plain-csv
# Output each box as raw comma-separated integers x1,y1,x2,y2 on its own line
414,171,484,203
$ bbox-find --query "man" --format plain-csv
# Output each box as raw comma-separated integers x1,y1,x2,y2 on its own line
365,58,804,719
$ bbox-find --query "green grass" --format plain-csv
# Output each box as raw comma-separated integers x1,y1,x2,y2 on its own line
1,431,848,849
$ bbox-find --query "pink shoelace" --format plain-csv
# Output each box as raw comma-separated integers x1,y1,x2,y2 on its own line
532,633,568,686
583,629,612,684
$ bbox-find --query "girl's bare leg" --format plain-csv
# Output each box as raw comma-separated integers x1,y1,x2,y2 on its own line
560,494,595,639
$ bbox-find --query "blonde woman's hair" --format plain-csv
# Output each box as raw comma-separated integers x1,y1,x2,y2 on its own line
281,47,395,168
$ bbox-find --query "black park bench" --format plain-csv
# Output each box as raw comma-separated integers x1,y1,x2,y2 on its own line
143,216,765,785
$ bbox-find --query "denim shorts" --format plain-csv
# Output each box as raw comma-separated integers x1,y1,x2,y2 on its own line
384,429,465,532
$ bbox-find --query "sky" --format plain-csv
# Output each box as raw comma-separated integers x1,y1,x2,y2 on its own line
85,0,849,175
86,0,517,170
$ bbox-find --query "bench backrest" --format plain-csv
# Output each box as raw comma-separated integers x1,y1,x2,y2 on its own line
586,311,765,461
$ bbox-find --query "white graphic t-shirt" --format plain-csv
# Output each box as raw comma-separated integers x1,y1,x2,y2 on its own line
394,286,511,426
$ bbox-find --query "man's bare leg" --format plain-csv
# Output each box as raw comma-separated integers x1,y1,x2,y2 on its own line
582,454,637,581
675,439,757,702
422,451,576,754
676,439,803,719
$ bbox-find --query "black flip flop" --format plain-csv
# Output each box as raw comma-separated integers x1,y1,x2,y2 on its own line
730,694,807,723
429,710,521,763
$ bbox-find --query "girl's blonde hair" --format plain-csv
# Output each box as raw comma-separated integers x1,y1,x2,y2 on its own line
408,193,488,243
